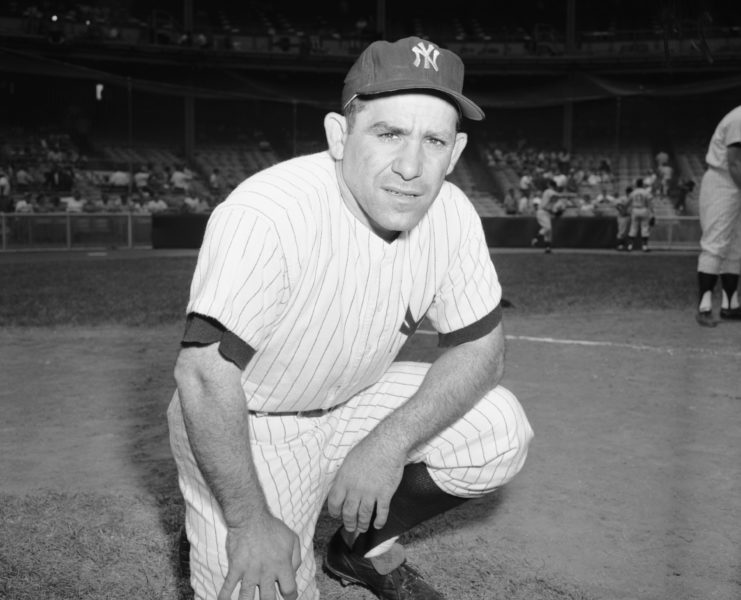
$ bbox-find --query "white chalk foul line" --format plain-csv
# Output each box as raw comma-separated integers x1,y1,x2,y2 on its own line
417,329,741,358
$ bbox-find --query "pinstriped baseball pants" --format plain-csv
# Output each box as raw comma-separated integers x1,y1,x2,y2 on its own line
698,167,741,274
168,361,534,600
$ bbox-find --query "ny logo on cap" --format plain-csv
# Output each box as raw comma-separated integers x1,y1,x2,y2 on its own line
411,42,440,71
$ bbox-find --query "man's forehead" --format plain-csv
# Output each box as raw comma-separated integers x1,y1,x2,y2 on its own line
354,93,459,130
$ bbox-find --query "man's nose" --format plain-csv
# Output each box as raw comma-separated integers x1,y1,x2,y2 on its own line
392,141,423,180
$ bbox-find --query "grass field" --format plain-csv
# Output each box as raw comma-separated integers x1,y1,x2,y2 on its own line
1,248,738,600
0,249,701,327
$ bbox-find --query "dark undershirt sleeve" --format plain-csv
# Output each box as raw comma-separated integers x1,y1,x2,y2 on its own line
181,313,256,370
437,304,502,348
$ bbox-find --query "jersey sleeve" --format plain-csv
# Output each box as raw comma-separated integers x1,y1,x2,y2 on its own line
186,204,288,352
425,199,502,346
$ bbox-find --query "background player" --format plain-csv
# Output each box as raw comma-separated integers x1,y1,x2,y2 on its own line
168,36,533,600
695,104,741,327
627,178,655,252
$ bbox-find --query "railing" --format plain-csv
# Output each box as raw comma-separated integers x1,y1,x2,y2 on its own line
0,213,153,251
0,212,701,252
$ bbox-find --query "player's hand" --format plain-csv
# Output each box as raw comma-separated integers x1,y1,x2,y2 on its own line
327,440,406,534
218,514,301,600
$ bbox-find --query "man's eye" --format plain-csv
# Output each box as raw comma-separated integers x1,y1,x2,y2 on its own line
427,137,446,146
379,132,399,140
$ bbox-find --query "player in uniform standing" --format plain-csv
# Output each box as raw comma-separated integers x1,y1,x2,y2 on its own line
695,104,741,326
167,36,533,600
613,186,632,251
626,178,655,252
531,179,562,253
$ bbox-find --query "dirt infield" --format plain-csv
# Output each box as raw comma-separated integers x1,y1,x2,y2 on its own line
2,309,740,600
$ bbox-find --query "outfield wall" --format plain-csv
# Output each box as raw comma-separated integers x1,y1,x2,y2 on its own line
0,213,701,252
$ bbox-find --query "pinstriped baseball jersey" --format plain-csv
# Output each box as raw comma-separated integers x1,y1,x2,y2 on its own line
705,105,741,170
186,151,502,413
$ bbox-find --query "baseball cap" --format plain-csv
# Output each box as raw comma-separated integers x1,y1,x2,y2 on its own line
341,36,485,121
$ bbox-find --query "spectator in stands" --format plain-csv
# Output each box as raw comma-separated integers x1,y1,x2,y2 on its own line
134,165,151,192
145,195,168,213
65,193,86,213
14,166,34,190
109,169,130,188
552,170,568,191
209,168,224,198
658,161,674,196
0,168,11,199
674,179,695,215
578,193,596,217
503,188,518,215
14,194,33,213
170,165,191,193
557,148,571,171
519,171,533,196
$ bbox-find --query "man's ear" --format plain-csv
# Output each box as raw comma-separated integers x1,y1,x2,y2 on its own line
445,132,468,176
324,112,347,160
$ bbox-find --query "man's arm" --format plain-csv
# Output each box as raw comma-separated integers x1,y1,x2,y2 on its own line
327,322,505,534
174,343,300,600
727,144,741,190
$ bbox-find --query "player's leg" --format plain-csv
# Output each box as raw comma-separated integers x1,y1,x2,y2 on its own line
168,393,329,600
322,362,532,597
697,170,740,326
640,217,651,252
719,206,741,320
627,214,638,251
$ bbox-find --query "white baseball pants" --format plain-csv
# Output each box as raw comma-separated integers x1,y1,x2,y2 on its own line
168,361,533,600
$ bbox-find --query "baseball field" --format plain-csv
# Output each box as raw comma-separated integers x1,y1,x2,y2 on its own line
1,248,739,600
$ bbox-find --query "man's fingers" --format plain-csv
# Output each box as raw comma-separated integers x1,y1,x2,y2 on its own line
236,582,256,600
277,567,299,600
373,498,390,530
355,499,376,533
218,569,241,600
257,577,277,600
326,485,345,518
291,539,302,571
341,497,361,532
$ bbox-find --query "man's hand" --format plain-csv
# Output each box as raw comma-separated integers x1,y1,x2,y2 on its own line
218,514,301,600
327,439,406,534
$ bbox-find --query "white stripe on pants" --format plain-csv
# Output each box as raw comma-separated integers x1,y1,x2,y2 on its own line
168,361,533,600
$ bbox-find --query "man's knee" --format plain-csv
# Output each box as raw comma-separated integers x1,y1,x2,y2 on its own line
429,386,533,497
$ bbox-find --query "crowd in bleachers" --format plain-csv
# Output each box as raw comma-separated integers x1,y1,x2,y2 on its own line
0,130,228,217
480,138,698,221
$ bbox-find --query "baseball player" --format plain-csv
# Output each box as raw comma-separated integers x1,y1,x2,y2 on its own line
695,104,741,327
626,178,655,252
531,179,565,253
613,186,632,251
168,36,533,600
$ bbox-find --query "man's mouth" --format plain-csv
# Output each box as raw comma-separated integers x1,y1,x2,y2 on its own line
385,187,421,198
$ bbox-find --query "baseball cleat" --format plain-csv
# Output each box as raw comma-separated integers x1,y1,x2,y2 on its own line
695,310,717,327
323,529,445,599
720,307,741,320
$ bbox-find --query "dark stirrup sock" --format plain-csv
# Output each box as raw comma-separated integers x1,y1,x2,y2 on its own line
697,272,719,305
351,462,469,556
720,273,739,306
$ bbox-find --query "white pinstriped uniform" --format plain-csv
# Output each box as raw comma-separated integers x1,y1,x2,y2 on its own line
698,105,741,274
167,151,533,600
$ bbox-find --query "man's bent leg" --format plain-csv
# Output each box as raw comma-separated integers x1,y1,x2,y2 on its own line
168,393,330,600
323,362,533,598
